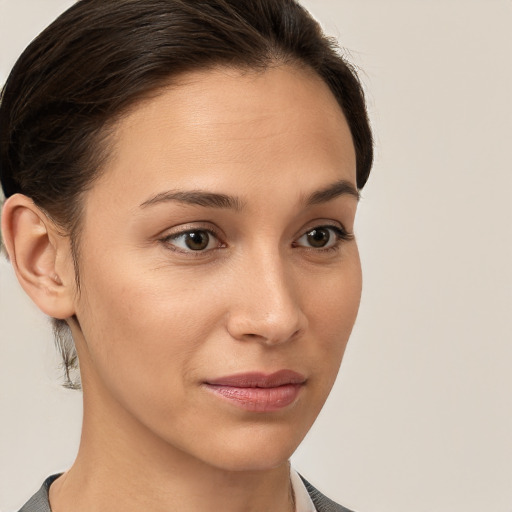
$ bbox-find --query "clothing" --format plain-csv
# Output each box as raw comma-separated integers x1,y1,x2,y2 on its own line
18,472,354,512
299,475,355,512
291,468,318,511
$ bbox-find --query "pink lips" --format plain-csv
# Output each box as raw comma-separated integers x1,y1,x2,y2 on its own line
203,370,306,412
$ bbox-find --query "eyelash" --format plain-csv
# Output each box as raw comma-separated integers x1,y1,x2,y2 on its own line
293,225,353,254
159,224,353,256
159,227,225,257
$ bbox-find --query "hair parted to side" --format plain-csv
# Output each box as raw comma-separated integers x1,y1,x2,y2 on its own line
0,0,373,389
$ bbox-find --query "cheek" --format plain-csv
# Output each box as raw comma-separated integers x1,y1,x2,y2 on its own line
75,253,219,400
310,249,362,325
304,249,362,373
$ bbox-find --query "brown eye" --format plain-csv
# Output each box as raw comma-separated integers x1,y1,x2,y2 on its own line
294,225,350,250
163,229,220,253
306,228,331,248
184,231,210,250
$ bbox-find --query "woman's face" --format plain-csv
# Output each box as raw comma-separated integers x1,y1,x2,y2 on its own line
71,65,361,472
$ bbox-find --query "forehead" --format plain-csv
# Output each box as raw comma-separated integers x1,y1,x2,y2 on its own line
87,64,356,213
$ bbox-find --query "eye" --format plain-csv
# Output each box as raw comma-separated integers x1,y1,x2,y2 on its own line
294,225,352,250
161,229,222,253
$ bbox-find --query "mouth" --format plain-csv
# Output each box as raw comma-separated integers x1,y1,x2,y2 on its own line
203,370,306,412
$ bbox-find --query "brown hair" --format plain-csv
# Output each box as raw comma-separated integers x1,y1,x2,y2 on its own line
0,0,373,388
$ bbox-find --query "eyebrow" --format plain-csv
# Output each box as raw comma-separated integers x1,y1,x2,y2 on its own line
303,179,360,205
139,179,359,211
140,190,245,211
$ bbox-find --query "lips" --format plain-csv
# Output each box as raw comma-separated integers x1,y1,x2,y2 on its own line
203,370,306,412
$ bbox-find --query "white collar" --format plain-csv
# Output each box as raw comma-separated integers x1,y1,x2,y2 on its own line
290,467,317,512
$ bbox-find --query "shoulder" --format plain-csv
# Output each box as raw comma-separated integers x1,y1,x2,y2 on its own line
18,474,60,512
300,474,356,512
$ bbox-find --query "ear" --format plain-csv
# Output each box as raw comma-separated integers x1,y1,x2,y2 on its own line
1,194,76,319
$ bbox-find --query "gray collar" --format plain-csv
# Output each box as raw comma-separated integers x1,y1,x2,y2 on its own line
19,473,355,512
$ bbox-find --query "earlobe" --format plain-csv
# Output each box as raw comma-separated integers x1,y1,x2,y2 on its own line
1,194,76,319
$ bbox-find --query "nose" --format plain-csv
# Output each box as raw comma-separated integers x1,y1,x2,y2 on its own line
226,249,308,346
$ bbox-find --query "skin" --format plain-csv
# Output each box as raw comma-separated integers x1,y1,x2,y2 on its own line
2,64,361,512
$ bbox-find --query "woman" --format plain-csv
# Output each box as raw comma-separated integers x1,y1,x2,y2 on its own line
0,0,373,511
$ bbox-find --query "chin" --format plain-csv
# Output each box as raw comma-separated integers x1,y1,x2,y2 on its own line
190,421,310,473
208,445,296,473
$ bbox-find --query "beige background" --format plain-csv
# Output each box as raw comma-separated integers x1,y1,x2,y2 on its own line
1,1,511,511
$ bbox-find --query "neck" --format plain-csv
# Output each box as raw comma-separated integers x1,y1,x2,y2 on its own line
49,369,295,512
